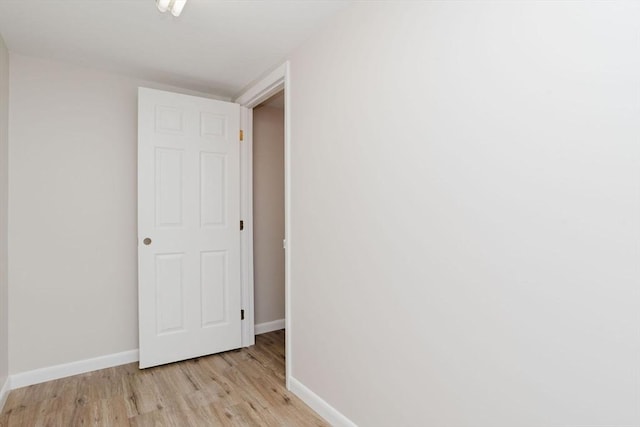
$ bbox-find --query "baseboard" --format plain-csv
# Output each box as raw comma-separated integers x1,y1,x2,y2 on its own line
255,318,285,335
0,376,10,412
10,349,139,389
289,376,357,427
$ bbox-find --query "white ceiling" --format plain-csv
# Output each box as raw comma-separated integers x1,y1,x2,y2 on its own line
0,0,349,99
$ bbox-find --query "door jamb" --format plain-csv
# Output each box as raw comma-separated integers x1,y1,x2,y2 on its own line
236,62,292,389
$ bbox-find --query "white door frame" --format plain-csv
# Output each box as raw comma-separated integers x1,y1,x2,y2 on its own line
236,62,292,389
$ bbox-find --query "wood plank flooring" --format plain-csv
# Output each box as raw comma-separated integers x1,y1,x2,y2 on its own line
0,330,328,426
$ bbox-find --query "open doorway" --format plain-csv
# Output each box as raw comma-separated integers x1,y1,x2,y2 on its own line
236,63,291,388
252,91,285,336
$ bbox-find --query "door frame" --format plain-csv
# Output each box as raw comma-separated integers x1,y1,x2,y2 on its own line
236,62,292,389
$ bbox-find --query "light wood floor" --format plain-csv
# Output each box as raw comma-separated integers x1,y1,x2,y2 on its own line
0,330,328,426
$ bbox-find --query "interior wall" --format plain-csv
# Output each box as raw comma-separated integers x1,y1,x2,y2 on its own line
0,34,9,391
288,2,640,426
8,54,227,374
252,104,285,325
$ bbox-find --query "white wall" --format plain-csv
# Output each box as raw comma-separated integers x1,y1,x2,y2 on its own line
253,105,285,325
288,2,640,426
8,54,226,374
0,34,9,394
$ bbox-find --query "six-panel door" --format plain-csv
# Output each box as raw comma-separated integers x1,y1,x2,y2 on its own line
138,87,242,368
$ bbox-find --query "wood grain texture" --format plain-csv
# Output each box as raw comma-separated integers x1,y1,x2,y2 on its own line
0,330,327,426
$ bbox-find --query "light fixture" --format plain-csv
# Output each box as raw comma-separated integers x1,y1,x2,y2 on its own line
155,0,187,17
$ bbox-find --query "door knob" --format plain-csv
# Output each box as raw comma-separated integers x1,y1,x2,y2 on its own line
143,238,152,245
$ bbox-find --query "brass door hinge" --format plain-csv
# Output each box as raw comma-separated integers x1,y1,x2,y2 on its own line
239,129,244,141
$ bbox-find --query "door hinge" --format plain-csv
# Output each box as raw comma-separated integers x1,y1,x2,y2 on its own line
241,309,245,320
240,220,244,231
239,129,244,141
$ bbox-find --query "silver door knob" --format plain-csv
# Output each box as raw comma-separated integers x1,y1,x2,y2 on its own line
143,238,152,245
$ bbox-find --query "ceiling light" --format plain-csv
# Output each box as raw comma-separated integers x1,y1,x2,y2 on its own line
155,0,187,17
170,0,187,17
156,0,170,12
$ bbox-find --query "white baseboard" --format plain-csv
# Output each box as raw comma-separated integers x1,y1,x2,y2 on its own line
289,376,357,427
10,349,139,389
0,376,10,412
255,318,285,335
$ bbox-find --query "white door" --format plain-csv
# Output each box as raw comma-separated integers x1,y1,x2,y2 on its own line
138,87,242,368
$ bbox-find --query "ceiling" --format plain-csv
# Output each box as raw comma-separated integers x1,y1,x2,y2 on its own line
0,0,349,99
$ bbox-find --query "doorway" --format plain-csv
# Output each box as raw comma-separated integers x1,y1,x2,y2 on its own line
252,91,285,336
236,62,290,388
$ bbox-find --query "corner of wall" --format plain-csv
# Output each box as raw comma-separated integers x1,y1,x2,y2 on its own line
0,31,10,411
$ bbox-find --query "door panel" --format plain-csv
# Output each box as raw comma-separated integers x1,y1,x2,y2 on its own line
138,87,241,368
200,153,227,227
201,250,228,326
155,148,184,227
155,253,186,335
